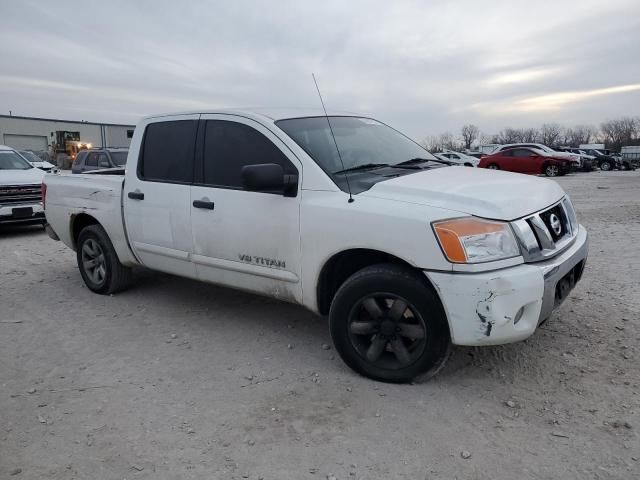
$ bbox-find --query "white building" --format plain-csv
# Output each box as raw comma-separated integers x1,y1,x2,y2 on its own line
0,114,135,151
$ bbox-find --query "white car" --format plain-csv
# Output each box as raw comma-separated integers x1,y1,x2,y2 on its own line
0,145,46,225
19,150,56,172
435,150,479,167
43,109,588,383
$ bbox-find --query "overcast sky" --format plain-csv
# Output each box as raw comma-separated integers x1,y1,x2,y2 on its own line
1,0,639,139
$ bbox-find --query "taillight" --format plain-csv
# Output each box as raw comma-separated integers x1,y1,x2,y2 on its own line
41,182,47,209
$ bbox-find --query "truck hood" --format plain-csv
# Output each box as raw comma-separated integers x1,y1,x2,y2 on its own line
361,167,565,221
0,168,46,185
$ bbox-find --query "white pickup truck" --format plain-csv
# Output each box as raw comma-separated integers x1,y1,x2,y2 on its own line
43,109,588,382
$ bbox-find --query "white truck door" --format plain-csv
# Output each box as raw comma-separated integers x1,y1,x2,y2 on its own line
190,115,302,303
124,115,199,279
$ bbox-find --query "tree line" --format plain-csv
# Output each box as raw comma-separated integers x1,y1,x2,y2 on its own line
422,117,640,153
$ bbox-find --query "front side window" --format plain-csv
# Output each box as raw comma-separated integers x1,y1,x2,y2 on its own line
276,116,436,176
203,120,296,188
513,149,532,157
140,120,197,183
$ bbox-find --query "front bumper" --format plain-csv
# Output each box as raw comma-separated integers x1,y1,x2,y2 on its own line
426,225,588,346
0,203,45,224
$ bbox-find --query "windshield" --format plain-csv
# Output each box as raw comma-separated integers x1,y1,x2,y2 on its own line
0,150,33,170
110,151,128,166
276,116,437,176
19,151,42,163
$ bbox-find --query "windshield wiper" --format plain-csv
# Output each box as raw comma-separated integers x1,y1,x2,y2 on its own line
396,157,452,166
333,163,391,174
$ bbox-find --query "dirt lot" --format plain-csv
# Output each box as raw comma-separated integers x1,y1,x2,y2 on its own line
1,171,638,479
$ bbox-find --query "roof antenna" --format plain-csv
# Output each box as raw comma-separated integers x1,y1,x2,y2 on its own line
312,73,354,203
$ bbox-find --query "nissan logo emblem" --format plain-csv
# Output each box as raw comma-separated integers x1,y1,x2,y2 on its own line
549,213,562,236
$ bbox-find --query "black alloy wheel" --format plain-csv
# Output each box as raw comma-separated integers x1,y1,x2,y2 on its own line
347,294,427,370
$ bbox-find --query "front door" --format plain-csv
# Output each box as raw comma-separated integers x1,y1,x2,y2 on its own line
124,115,199,279
190,115,302,303
512,148,541,174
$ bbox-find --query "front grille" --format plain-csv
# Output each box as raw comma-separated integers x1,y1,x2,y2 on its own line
0,184,42,206
511,198,578,262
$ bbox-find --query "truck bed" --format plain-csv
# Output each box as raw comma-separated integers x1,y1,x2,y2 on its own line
44,172,138,266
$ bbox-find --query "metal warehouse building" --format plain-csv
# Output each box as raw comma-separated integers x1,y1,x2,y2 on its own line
0,114,135,152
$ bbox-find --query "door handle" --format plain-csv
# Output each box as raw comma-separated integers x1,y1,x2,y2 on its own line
128,191,144,200
193,199,215,210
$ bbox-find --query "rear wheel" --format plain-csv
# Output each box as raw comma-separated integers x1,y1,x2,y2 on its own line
600,160,612,171
487,163,499,170
329,264,450,383
544,164,560,177
77,224,132,294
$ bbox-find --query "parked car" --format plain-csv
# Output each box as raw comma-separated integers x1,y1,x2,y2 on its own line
72,147,129,174
434,150,479,167
619,146,639,170
0,145,46,225
491,143,583,170
580,148,619,171
18,150,56,171
43,109,588,383
555,147,595,172
479,147,573,177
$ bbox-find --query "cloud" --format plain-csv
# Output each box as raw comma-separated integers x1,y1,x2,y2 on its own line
0,0,639,138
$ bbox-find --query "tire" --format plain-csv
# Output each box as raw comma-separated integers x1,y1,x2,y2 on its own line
464,163,473,167
600,160,612,171
76,224,132,294
544,164,560,177
487,163,499,170
329,263,451,383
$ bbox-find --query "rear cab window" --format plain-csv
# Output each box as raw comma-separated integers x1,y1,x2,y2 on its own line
138,120,198,183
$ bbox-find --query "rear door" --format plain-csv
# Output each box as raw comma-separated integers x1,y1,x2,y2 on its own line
190,115,302,302
123,115,199,278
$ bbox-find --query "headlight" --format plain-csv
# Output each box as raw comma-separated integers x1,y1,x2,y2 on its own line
432,217,520,263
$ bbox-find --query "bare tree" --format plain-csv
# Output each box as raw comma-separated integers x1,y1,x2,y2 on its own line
521,128,539,143
539,123,563,146
495,128,522,144
564,125,596,147
600,117,638,150
460,124,480,150
422,132,463,152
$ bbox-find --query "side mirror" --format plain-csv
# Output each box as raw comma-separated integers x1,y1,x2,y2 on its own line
241,163,298,197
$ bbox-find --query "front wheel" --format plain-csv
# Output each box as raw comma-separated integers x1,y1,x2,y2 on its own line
544,164,560,177
329,264,451,383
77,224,132,294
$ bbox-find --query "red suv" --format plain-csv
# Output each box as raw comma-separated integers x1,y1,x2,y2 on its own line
479,147,572,177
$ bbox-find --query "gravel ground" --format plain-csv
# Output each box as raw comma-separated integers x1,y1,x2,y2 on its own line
1,171,638,479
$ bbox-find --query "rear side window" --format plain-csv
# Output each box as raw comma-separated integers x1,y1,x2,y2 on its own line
513,149,531,157
202,120,296,188
139,120,197,183
85,152,98,167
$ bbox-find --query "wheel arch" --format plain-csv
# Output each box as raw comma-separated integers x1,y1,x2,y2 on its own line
315,248,435,315
70,213,101,251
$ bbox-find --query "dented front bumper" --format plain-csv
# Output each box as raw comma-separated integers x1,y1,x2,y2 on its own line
426,225,588,346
